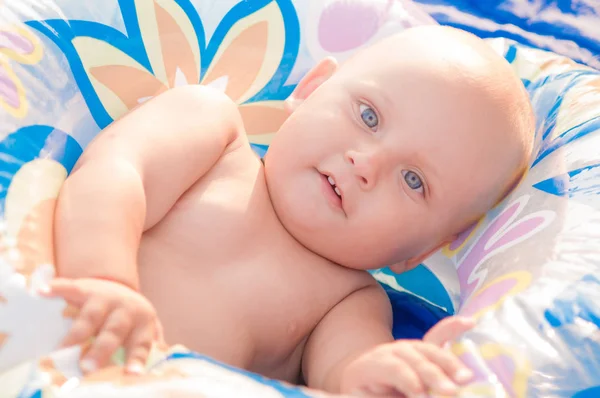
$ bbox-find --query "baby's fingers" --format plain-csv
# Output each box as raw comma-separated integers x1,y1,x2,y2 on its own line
393,342,457,396
123,321,154,375
61,298,108,349
352,355,424,397
41,278,88,306
416,344,473,385
424,316,475,347
81,309,132,373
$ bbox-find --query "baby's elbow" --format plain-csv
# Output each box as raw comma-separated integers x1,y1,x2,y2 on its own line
165,85,241,122
162,84,243,143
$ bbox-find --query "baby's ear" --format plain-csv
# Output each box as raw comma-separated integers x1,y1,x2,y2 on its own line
284,56,338,113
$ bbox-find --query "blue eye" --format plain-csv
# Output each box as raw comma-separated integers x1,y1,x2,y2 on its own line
359,103,378,130
402,170,424,194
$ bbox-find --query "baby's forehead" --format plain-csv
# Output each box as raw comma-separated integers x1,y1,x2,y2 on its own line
344,29,493,80
340,49,459,93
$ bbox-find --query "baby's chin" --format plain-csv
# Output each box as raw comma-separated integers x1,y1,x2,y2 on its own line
265,178,397,270
275,214,385,269
304,235,395,271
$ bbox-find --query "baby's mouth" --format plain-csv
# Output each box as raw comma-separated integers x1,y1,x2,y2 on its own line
326,175,342,199
318,170,345,214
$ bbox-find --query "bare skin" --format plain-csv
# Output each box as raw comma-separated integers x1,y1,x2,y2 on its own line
48,26,534,397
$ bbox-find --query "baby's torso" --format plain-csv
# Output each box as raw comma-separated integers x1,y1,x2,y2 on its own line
137,142,372,383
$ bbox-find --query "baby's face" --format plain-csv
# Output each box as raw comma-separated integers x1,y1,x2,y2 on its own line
264,27,530,271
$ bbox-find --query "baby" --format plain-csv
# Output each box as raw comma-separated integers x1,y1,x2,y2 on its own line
46,25,533,397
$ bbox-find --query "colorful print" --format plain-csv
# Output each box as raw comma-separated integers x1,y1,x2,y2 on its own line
318,0,394,52
305,0,435,62
0,24,42,118
455,195,554,302
442,219,481,258
452,342,531,398
27,0,300,149
442,45,600,281
459,271,532,319
0,0,598,397
0,126,82,281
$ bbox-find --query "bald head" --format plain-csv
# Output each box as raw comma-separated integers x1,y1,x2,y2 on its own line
416,26,535,211
411,26,533,220
337,25,535,227
266,26,535,268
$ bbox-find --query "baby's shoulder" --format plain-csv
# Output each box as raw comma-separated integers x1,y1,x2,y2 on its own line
334,271,391,316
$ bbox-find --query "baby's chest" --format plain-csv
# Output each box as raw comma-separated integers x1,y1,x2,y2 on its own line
158,252,337,381
232,260,343,381
141,156,363,380
158,164,273,256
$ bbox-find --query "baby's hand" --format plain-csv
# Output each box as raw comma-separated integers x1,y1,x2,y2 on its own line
41,277,162,375
340,317,475,397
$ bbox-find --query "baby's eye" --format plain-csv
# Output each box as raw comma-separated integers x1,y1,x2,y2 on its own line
359,103,378,131
402,170,424,194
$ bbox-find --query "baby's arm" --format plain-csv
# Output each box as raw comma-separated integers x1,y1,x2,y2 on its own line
301,283,394,393
51,85,243,372
302,283,474,397
54,85,242,289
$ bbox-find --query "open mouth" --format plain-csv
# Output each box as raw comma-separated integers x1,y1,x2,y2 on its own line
320,171,344,212
326,175,342,199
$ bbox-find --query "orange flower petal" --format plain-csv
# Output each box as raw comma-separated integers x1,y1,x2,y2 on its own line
73,35,169,119
91,65,168,111
155,1,200,87
203,22,268,101
238,101,288,136
202,2,285,103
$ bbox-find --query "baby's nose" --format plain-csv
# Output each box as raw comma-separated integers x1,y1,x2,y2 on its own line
345,149,381,190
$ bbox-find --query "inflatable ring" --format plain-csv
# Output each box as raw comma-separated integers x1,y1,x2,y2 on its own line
0,1,600,397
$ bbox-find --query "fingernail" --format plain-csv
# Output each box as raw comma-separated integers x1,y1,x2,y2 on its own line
454,368,473,383
80,359,97,373
126,362,144,375
437,379,457,393
37,286,51,295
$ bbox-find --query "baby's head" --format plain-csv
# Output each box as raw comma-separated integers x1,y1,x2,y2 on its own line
264,25,534,272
